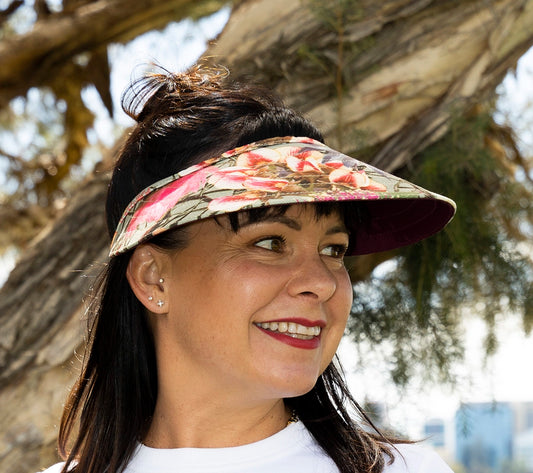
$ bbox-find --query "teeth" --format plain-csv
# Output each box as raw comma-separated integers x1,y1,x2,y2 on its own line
257,321,322,338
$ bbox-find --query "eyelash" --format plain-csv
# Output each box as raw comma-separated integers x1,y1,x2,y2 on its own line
323,244,349,259
253,235,286,252
253,236,348,258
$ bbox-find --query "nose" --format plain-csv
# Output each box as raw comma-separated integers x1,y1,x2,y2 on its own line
286,253,338,301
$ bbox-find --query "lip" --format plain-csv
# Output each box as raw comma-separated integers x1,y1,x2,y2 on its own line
254,318,324,350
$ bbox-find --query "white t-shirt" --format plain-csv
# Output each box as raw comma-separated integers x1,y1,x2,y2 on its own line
40,421,454,473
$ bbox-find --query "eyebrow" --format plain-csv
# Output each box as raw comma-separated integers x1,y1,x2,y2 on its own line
243,215,350,235
326,224,350,236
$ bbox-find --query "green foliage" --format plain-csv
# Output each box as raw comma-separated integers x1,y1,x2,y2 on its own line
0,89,66,204
303,0,375,148
302,0,375,90
348,109,533,386
306,0,364,31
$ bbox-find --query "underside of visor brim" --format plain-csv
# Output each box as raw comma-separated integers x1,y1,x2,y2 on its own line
346,197,456,255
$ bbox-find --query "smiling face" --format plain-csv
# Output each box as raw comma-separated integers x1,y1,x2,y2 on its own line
148,204,353,407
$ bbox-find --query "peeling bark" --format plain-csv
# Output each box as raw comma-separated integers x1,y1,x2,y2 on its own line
207,0,533,168
0,174,109,472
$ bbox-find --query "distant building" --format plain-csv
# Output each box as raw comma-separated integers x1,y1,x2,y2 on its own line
513,402,533,434
513,403,533,473
455,402,513,472
515,428,533,472
424,418,446,448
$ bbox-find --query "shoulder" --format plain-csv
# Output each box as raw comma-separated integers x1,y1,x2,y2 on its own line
38,462,66,473
383,443,454,473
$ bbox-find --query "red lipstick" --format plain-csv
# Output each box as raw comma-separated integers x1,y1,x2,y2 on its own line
257,328,321,349
254,318,324,349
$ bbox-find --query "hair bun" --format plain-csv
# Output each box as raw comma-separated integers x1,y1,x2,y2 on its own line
121,65,229,123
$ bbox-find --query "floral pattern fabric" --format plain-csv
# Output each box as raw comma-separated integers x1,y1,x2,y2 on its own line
109,137,455,256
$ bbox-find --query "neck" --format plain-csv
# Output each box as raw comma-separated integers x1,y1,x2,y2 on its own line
143,395,291,449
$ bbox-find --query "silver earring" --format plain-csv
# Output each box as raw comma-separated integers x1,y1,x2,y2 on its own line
159,278,164,283
148,296,153,301
157,300,164,307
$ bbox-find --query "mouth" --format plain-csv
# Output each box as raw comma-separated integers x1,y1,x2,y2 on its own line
254,321,322,341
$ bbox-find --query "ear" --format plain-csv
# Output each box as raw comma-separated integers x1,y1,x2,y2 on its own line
126,245,167,314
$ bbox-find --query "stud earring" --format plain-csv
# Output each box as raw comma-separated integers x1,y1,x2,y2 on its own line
148,296,153,301
159,278,164,284
157,300,164,307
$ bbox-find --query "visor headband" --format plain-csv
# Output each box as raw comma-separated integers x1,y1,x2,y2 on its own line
109,136,455,257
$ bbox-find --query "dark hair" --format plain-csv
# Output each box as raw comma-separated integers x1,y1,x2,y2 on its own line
58,66,397,473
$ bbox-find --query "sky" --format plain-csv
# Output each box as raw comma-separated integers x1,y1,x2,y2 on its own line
1,3,532,447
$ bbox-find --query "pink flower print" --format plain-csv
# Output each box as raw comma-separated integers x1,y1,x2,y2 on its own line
236,148,287,167
208,168,250,189
209,167,289,192
242,176,290,192
329,167,369,187
291,137,318,144
313,190,382,201
362,179,387,192
184,162,211,173
328,167,387,191
125,167,211,235
208,194,262,212
289,148,323,160
286,155,322,173
223,147,239,157
323,161,345,169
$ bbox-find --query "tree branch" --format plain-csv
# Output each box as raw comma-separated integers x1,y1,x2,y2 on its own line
0,0,229,107
0,0,23,27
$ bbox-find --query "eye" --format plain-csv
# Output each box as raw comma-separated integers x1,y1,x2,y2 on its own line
253,236,286,252
321,244,348,259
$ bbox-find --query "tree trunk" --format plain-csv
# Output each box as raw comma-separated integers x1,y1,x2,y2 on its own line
208,0,533,168
0,175,109,472
1,0,533,470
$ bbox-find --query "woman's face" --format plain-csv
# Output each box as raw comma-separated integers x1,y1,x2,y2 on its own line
153,204,353,405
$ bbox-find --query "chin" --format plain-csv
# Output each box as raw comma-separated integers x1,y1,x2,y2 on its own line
259,363,324,399
277,376,320,399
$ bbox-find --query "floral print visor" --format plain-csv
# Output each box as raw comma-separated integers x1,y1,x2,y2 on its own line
109,137,456,257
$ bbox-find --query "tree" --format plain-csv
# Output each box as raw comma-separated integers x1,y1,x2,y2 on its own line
0,0,532,471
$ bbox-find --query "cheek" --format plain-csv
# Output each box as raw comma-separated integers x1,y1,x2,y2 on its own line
336,270,354,323
320,273,352,368
222,260,286,306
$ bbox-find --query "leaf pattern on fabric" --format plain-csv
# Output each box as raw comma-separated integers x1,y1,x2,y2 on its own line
110,137,452,256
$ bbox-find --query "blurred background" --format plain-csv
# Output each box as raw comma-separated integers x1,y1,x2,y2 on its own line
0,1,532,472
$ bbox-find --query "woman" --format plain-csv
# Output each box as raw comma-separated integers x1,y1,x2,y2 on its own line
42,66,456,473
